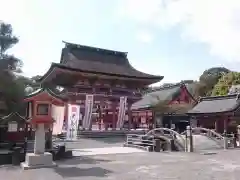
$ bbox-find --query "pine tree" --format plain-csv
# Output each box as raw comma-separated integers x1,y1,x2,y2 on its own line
0,21,24,114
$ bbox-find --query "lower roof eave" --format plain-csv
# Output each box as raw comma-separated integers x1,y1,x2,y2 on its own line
131,107,152,111
187,111,234,116
38,63,163,85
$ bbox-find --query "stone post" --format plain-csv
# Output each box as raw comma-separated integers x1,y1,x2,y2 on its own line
186,126,193,152
34,124,45,154
223,133,228,150
184,133,188,152
21,123,56,170
168,139,174,151
154,139,161,152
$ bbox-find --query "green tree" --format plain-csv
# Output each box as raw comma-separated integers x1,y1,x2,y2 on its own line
212,72,240,96
198,67,230,96
0,22,24,113
0,22,22,72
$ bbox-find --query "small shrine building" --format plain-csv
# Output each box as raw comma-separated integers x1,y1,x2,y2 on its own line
187,94,240,133
131,83,197,132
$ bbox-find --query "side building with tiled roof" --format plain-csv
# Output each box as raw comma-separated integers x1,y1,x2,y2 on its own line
38,41,163,130
131,83,197,132
187,94,240,133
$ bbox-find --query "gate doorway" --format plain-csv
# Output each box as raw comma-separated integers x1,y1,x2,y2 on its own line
162,115,190,133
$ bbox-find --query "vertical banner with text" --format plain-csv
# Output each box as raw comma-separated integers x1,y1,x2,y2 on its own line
83,94,94,130
52,104,65,135
66,104,80,141
117,96,127,129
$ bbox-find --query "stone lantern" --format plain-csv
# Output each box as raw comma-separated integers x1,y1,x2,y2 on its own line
21,88,65,170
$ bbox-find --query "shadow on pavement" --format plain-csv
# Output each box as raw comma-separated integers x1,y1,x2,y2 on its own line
54,166,112,178
58,156,112,165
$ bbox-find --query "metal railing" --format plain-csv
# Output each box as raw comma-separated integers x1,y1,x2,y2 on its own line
126,134,154,146
125,134,155,151
125,133,180,152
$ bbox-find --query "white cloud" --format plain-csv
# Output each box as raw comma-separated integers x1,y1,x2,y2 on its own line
135,31,153,43
117,0,240,62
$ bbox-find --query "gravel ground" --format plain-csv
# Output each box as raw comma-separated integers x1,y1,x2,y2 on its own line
1,149,240,180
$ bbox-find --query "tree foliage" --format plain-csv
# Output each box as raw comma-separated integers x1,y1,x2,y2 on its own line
0,22,22,72
211,72,240,96
0,22,25,113
198,67,230,96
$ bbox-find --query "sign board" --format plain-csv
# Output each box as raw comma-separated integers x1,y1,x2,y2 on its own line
83,94,94,129
66,104,80,140
8,121,18,132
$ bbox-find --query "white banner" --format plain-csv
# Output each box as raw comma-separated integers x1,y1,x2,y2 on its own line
117,96,127,129
52,104,65,135
66,104,80,141
83,94,94,129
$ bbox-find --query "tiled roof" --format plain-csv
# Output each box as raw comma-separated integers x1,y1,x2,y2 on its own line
0,112,27,125
187,94,240,114
58,42,163,80
24,88,66,100
131,84,189,110
131,83,197,110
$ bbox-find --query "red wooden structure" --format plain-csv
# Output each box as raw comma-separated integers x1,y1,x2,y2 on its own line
187,94,240,134
131,83,196,132
38,42,163,130
24,88,65,125
0,112,27,143
24,88,65,141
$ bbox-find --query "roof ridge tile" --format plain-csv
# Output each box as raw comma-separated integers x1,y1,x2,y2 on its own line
199,94,238,101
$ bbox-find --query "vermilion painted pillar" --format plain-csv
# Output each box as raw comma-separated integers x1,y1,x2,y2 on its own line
214,120,218,132
128,105,132,130
146,111,149,129
223,118,228,134
112,104,116,130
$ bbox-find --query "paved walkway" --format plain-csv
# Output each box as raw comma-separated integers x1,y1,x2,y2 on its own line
1,149,240,180
0,136,230,180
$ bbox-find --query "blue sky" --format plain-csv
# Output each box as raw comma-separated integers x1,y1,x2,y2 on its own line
1,0,240,85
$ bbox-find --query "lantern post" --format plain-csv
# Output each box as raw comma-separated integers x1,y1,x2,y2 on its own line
21,102,57,170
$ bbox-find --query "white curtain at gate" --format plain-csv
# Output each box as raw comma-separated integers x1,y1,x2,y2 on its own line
52,104,65,135
83,94,94,129
117,96,127,129
66,104,80,141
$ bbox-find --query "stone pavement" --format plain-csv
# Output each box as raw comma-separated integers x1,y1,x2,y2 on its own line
1,149,240,180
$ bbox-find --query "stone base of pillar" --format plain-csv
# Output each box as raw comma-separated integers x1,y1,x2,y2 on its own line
21,152,57,170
